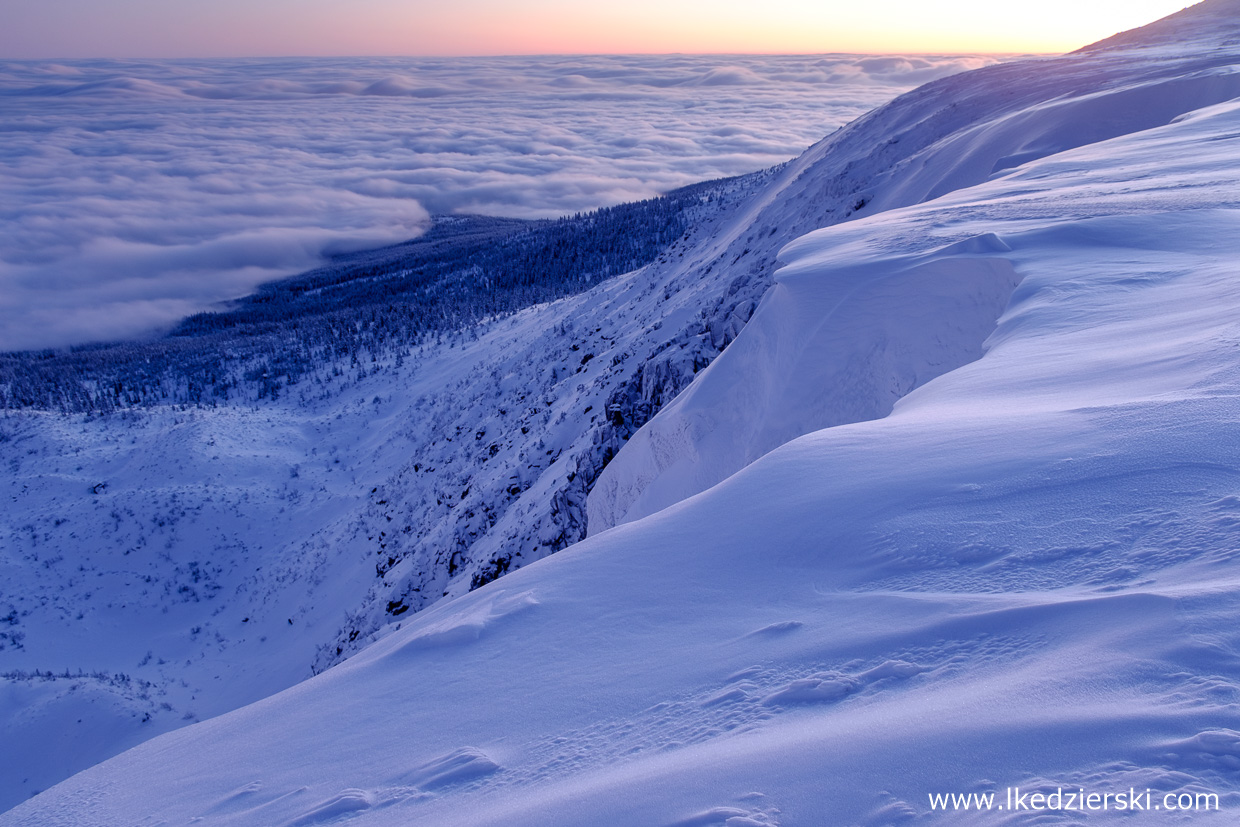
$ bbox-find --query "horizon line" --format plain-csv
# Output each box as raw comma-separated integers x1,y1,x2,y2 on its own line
3,48,1046,62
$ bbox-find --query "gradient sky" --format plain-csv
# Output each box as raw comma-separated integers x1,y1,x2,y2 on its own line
3,0,1193,59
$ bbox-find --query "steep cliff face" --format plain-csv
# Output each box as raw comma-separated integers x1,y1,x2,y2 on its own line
588,9,1240,534
326,2,1240,661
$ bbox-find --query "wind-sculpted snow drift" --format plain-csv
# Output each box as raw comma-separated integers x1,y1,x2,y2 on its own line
8,1,1240,822
589,0,1240,532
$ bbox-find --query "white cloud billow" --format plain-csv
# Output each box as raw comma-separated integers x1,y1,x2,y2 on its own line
0,54,998,351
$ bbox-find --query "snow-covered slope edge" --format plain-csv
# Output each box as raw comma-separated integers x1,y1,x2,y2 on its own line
587,236,1021,532
10,6,1240,825
588,0,1240,532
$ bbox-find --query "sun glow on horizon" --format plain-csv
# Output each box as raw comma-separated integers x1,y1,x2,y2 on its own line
2,0,1197,59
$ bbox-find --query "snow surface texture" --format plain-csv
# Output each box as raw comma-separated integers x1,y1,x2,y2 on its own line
0,54,992,351
9,1,1240,824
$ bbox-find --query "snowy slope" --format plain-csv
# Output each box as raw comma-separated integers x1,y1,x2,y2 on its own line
589,1,1240,532
8,2,1240,824
0,168,781,808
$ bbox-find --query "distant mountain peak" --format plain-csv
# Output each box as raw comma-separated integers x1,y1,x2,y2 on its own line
1079,0,1240,52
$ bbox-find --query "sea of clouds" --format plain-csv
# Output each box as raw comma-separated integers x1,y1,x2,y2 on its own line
0,54,997,351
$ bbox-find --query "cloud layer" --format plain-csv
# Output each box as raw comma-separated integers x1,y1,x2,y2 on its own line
0,54,997,351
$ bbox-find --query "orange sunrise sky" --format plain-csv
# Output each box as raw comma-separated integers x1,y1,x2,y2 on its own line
2,0,1195,59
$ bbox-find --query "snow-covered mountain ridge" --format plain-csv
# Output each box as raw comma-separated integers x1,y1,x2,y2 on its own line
7,0,1240,821
588,2,1240,532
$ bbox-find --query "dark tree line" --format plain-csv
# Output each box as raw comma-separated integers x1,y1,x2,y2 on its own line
0,177,743,414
